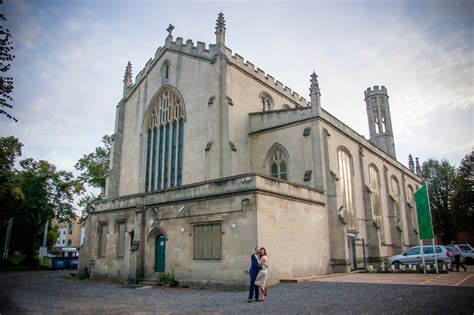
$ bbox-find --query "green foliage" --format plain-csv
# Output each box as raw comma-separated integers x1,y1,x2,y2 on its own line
11,158,84,258
0,136,23,224
159,272,175,283
0,136,84,261
77,267,90,280
75,135,112,192
75,135,111,222
421,158,457,243
0,6,16,122
450,152,474,233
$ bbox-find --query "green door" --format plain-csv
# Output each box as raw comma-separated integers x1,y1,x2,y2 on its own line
155,234,166,273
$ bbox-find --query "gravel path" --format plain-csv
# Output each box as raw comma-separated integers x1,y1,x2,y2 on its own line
1,270,473,314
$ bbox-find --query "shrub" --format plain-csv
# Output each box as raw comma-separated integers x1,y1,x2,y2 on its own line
159,273,175,284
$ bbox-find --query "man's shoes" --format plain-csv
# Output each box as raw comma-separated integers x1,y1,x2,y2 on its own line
247,299,253,303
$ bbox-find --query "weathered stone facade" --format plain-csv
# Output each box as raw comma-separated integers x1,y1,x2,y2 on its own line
79,13,422,286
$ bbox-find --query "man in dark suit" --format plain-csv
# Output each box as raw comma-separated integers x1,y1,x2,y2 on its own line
248,247,262,302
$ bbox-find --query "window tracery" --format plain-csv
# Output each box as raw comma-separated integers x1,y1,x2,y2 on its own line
145,87,185,192
265,144,289,180
390,176,402,231
337,148,356,230
407,185,418,233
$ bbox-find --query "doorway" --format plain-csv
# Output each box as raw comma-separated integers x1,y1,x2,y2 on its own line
155,234,166,273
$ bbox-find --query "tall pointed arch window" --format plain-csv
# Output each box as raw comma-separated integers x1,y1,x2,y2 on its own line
265,144,289,180
390,176,402,231
368,165,382,231
260,92,274,112
145,88,185,192
407,185,418,233
337,148,356,230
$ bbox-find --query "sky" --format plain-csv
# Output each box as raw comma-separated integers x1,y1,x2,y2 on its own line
1,0,473,178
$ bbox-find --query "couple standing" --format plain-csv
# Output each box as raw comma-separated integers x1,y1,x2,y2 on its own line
248,246,269,302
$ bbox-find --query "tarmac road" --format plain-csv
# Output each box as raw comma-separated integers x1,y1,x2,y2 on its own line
0,270,473,314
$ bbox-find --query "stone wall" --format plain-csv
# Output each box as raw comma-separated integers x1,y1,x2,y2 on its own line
79,174,327,287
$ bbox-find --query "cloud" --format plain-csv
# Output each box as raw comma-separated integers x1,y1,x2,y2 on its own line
66,19,80,32
0,0,471,184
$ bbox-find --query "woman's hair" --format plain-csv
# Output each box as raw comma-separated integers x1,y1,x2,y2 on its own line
260,247,267,256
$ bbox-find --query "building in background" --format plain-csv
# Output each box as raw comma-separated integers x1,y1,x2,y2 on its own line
79,13,422,287
54,216,82,250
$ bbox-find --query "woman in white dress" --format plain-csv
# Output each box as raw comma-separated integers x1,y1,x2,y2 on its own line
254,247,268,301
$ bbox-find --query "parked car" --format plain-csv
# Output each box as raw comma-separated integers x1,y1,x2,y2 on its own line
387,245,451,266
445,245,463,264
445,244,473,265
459,244,474,265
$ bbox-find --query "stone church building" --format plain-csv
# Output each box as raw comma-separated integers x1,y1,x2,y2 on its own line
79,13,422,287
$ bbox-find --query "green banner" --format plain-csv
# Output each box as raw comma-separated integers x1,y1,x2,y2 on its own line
415,184,434,240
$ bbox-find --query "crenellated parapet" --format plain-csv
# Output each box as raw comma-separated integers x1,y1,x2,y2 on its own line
364,85,388,100
123,13,311,109
226,49,310,108
123,37,219,99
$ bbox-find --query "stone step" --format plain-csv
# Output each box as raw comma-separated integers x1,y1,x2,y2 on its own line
139,281,159,286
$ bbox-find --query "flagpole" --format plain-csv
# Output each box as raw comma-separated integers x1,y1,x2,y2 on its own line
432,237,439,273
420,239,426,274
424,183,439,274
415,183,435,274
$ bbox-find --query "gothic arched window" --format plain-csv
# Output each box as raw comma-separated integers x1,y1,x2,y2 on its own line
368,165,383,231
390,176,402,231
407,185,418,233
260,92,274,111
265,144,289,180
337,148,356,230
145,87,185,192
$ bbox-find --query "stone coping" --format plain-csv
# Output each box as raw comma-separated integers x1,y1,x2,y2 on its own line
93,173,326,213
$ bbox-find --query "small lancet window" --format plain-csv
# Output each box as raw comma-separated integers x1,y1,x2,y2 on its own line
161,60,171,82
260,92,274,112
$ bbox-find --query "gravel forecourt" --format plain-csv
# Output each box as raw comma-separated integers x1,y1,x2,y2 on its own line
1,271,473,314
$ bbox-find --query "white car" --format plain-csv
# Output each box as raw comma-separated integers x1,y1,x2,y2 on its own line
387,245,451,266
458,244,474,265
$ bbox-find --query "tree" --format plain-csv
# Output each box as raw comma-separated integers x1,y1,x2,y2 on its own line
0,5,16,122
1,137,85,263
0,136,23,254
0,136,23,222
421,158,457,244
75,135,112,221
450,152,474,235
12,158,84,262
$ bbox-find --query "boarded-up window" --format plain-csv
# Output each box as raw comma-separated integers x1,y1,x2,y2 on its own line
117,221,125,258
99,223,108,258
193,223,221,260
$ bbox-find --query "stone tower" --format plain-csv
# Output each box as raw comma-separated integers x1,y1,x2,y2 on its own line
364,86,396,159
